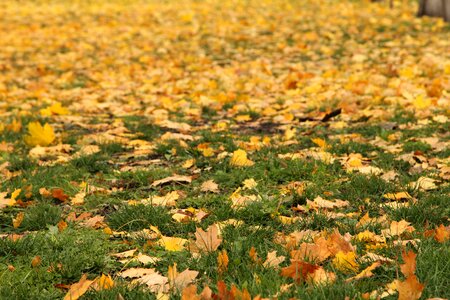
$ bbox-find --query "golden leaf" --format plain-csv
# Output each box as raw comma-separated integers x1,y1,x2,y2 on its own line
158,236,187,252
24,122,55,147
332,251,359,273
230,149,254,167
12,212,24,228
63,274,94,300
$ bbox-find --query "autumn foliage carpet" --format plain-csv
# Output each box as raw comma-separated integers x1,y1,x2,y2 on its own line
0,0,449,299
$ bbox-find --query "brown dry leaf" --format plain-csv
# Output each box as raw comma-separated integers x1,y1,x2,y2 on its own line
136,253,161,265
194,224,222,252
145,191,181,207
118,268,156,279
360,253,394,264
80,215,105,229
168,263,199,291
200,180,219,193
111,249,137,258
397,275,425,300
63,274,94,300
409,177,438,191
307,196,349,210
400,250,417,278
133,272,168,293
57,220,68,232
218,250,229,274
382,220,415,238
263,251,285,268
52,188,69,202
151,175,192,187
31,256,41,268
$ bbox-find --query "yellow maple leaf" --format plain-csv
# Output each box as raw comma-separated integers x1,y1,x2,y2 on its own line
158,236,187,251
40,102,69,116
332,251,359,273
230,149,254,167
413,94,432,110
24,122,55,147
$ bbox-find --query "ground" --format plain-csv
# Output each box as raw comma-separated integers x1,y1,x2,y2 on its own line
0,0,449,299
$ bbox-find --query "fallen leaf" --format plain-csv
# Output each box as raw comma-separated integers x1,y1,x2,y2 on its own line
194,224,222,252
218,250,229,274
118,268,156,279
12,212,24,228
409,177,437,191
201,180,219,193
57,220,68,232
346,261,381,282
242,178,257,189
31,256,41,268
434,224,449,243
400,250,417,278
158,236,188,251
383,192,413,201
397,275,424,300
230,149,254,167
93,274,114,290
291,237,331,263
111,249,137,258
168,263,199,291
70,191,86,205
281,261,320,284
332,251,359,273
382,220,415,238
133,272,168,293
145,191,180,207
263,251,285,268
52,188,69,202
306,267,336,286
24,122,56,147
151,175,192,187
63,274,94,300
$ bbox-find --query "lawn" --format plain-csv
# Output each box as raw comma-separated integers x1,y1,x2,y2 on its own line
0,0,449,299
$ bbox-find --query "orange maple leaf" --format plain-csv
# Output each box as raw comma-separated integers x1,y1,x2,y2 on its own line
400,250,416,278
281,261,319,284
218,250,229,274
52,188,69,202
397,275,424,300
64,274,94,300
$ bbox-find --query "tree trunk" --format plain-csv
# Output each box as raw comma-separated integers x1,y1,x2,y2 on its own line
418,0,450,22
